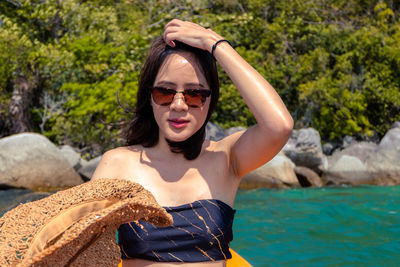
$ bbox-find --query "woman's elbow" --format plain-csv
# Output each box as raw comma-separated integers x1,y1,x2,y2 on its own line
284,115,294,133
275,115,294,142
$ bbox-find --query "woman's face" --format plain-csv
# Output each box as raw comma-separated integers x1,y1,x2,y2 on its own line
151,52,211,143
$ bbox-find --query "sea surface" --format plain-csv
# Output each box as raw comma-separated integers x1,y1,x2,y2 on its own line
231,185,400,267
1,185,399,266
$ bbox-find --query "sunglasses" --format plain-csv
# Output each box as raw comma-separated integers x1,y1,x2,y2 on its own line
150,86,211,108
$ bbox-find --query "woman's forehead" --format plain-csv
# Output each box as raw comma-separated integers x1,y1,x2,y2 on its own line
155,52,207,85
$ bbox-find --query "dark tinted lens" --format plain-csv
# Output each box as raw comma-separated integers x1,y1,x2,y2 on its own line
151,87,175,105
184,89,211,107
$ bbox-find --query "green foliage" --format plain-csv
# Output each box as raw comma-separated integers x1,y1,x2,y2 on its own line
1,0,399,153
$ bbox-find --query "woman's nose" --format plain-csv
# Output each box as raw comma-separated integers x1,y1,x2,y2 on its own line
169,92,189,112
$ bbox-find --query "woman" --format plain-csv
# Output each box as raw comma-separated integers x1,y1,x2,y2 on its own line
92,19,293,266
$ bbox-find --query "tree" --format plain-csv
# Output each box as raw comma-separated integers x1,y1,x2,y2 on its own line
1,0,399,154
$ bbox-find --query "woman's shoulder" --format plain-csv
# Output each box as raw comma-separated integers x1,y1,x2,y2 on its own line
91,145,143,180
98,145,142,168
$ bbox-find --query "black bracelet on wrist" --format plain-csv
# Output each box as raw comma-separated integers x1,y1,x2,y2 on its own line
211,39,232,58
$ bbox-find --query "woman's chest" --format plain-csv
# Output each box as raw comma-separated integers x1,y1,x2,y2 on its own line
124,151,236,206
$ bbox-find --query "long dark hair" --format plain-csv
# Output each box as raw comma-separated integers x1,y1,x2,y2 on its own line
124,37,219,160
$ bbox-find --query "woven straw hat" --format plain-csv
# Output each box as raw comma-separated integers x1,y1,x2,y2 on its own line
0,178,173,267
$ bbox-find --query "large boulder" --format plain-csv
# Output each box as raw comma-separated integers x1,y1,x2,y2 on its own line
294,166,324,187
391,121,400,129
206,122,225,141
241,152,299,189
364,127,400,185
283,128,327,174
282,129,298,152
78,156,102,180
0,133,83,190
325,155,373,185
378,127,400,151
58,145,83,170
328,141,378,167
365,149,400,185
325,127,400,186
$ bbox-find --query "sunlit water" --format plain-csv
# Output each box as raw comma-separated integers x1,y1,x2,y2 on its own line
231,186,400,266
1,185,399,266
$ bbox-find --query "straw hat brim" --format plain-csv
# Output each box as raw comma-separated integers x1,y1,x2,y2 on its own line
0,178,173,267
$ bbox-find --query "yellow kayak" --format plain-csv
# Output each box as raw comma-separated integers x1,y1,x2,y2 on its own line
227,248,252,267
118,248,251,266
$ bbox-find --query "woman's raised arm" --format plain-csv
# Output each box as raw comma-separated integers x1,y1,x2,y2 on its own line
164,19,294,178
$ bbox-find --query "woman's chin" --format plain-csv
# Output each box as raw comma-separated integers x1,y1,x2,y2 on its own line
165,135,190,143
162,127,195,143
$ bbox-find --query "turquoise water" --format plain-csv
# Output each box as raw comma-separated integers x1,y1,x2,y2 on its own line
1,185,399,266
231,186,400,266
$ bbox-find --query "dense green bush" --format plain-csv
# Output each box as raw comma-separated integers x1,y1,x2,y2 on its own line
1,0,399,155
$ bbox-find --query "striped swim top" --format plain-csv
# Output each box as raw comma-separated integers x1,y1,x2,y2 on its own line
118,199,236,262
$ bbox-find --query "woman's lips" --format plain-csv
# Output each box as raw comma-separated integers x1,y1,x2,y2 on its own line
168,119,189,129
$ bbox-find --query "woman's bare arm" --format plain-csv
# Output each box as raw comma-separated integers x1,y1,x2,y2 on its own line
164,19,294,178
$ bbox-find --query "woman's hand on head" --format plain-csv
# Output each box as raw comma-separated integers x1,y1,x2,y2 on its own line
163,19,222,52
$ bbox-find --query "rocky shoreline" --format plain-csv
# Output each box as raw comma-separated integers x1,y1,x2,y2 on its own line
208,122,400,189
0,122,399,193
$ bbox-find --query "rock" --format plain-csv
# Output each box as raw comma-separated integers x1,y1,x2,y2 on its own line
391,121,400,129
282,130,297,155
342,135,354,148
330,155,368,172
378,127,400,152
241,152,299,189
224,126,246,136
324,128,400,186
78,156,102,180
328,141,378,167
325,155,373,185
365,149,400,185
59,145,82,170
205,122,225,141
322,143,334,155
296,128,323,150
322,142,340,155
0,133,83,190
294,166,323,187
284,128,327,174
361,127,400,185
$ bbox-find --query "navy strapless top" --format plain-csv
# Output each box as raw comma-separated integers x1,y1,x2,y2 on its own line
118,199,236,262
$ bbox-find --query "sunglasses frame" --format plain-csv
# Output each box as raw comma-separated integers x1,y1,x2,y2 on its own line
150,86,211,108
